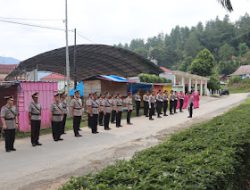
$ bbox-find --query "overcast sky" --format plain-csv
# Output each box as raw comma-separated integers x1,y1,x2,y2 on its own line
0,0,249,61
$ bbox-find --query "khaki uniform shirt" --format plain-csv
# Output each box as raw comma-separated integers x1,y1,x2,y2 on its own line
156,94,163,102
29,102,41,120
126,97,133,110
70,98,83,116
170,94,175,101
149,95,156,108
104,98,112,113
0,105,17,129
61,100,68,115
163,94,168,101
116,98,123,112
143,94,149,102
98,98,104,112
91,99,99,115
111,98,117,111
51,103,63,122
86,97,92,114
134,94,141,102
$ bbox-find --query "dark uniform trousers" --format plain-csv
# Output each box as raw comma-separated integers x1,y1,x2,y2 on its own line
31,120,41,144
51,121,62,141
135,101,140,116
104,113,111,129
156,101,162,117
91,114,98,133
127,110,132,124
189,103,193,118
111,110,116,123
163,101,168,115
149,103,155,119
179,99,184,112
143,101,149,116
174,100,177,113
170,100,174,114
99,111,104,125
116,111,122,127
73,116,81,136
4,129,15,151
87,114,91,128
61,114,67,134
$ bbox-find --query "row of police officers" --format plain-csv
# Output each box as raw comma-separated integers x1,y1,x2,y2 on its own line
0,89,193,153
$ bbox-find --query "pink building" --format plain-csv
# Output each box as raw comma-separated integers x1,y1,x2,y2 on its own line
0,81,57,132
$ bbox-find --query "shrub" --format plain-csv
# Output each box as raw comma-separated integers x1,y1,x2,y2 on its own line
61,99,250,190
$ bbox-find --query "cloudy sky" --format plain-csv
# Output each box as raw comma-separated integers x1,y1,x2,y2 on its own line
0,0,249,61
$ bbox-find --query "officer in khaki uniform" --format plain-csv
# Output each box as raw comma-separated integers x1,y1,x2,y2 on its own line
126,92,133,125
163,90,169,116
98,94,105,126
143,91,149,117
179,91,185,112
29,92,42,147
134,91,141,116
90,93,99,134
169,90,175,115
148,91,156,120
86,93,92,128
60,92,68,135
116,93,123,127
103,94,112,130
156,90,163,118
174,91,178,114
110,94,116,124
51,93,64,141
70,90,82,137
1,96,18,152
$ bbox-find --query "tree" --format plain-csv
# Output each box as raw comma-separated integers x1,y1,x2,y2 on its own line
207,75,221,93
218,43,235,61
178,56,193,72
238,43,249,57
190,49,214,76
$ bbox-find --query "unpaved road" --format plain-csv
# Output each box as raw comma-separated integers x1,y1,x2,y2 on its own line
0,93,249,190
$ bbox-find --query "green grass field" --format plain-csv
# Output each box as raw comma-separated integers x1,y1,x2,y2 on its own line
228,78,250,94
61,98,250,190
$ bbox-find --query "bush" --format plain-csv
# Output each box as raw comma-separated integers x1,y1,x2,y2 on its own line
229,76,242,84
139,73,171,83
61,99,250,190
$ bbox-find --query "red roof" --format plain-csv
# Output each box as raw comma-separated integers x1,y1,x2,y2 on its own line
160,66,172,73
0,64,18,74
41,73,66,81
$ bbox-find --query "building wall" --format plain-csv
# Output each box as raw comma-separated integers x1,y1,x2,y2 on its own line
101,80,127,96
84,80,101,97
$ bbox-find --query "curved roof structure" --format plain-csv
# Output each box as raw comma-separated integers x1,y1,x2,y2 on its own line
6,44,162,80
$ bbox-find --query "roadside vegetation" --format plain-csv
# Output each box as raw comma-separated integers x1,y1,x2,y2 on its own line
228,76,250,93
61,98,250,190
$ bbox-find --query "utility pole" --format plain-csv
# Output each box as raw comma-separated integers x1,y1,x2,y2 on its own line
74,28,77,89
65,0,70,93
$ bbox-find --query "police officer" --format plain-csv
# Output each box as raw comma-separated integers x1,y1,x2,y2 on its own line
143,91,149,117
149,91,156,120
174,91,178,114
169,90,174,115
29,92,42,147
110,94,116,124
156,90,163,118
86,93,92,128
134,91,141,116
103,94,112,130
179,91,185,112
60,92,68,135
98,94,105,126
51,93,63,141
90,93,99,134
0,96,18,152
163,90,169,116
70,90,82,137
126,92,133,125
116,93,123,127
188,91,194,118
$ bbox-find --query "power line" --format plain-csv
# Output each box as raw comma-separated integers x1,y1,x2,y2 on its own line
0,16,62,22
0,18,96,43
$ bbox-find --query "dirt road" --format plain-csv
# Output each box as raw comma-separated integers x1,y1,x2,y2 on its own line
0,93,248,190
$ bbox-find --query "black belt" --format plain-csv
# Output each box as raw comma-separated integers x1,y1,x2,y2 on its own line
74,108,82,110
31,113,40,116
117,105,122,107
63,107,67,109
92,107,98,108
5,118,15,120
105,106,110,107
53,114,61,116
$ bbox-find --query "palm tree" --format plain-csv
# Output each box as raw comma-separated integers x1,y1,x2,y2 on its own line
218,0,233,12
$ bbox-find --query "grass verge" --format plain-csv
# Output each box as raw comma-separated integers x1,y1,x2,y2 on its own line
61,98,250,190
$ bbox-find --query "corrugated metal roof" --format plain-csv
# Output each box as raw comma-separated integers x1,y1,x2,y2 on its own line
230,65,250,76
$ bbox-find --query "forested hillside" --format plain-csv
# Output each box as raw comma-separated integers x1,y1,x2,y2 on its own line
116,14,250,76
